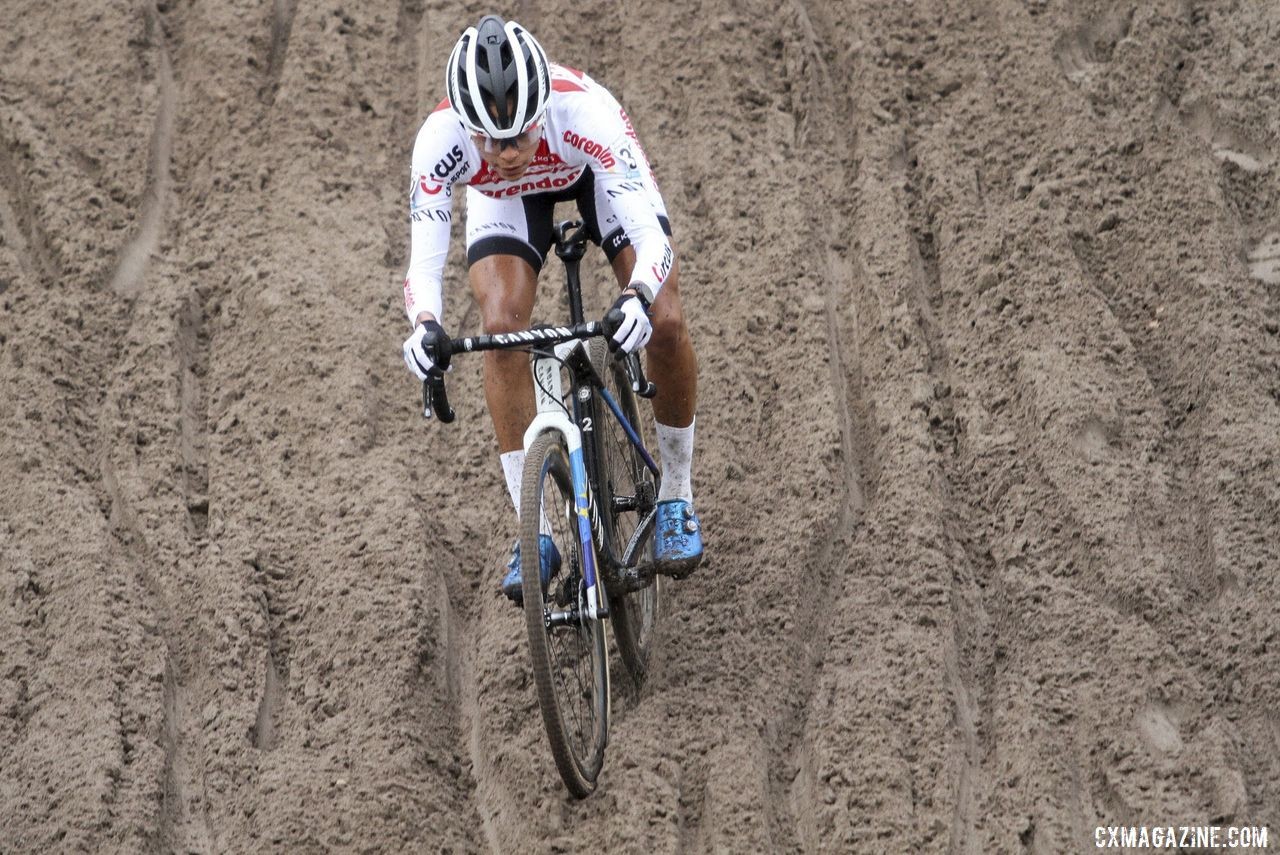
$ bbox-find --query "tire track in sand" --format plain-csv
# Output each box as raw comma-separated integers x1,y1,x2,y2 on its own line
371,2,494,851
0,118,62,288
769,2,879,850
261,0,299,105
47,2,202,845
382,22,488,844
102,7,220,849
786,1,1007,848
177,283,212,538
0,4,185,846
107,442,216,852
109,4,176,299
1056,4,1278,819
919,0,1262,836
848,2,994,848
1141,2,1280,821
92,1,287,846
923,3,1178,840
903,145,986,855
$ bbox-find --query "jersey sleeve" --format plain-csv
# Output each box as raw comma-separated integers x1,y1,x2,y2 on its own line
572,94,674,301
403,110,472,324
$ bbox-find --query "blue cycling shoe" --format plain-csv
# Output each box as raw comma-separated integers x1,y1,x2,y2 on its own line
654,499,703,578
501,534,562,603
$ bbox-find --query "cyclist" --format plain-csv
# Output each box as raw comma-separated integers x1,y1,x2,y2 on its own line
400,15,702,601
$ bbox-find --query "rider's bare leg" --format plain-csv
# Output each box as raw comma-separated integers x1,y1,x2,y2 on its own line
610,243,703,571
472,253,559,595
608,245,698,429
470,253,539,454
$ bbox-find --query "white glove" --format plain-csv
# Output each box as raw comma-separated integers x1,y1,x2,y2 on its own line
402,320,448,380
604,293,652,354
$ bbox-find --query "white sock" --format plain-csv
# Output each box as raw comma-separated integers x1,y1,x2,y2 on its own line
500,449,553,536
500,450,525,519
656,417,695,503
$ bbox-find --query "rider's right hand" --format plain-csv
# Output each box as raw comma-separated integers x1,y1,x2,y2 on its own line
402,319,449,380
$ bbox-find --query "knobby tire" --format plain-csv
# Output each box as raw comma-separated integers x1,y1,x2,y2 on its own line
521,431,609,798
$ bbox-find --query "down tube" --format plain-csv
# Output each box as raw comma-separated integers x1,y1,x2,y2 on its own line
568,444,604,617
598,387,659,476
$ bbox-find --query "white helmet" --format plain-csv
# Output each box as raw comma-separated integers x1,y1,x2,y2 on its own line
445,16,551,139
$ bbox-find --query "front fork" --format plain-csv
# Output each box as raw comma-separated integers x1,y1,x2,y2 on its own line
523,342,609,620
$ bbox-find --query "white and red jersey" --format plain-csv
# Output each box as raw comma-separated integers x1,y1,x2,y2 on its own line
402,64,672,324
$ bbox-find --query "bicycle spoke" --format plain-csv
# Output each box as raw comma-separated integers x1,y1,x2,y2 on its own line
549,623,592,753
565,634,593,751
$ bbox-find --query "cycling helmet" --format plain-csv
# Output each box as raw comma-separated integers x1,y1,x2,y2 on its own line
445,16,551,139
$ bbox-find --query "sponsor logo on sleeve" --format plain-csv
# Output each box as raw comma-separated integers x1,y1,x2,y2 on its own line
415,144,471,198
432,145,465,179
617,109,651,178
604,181,645,200
619,108,638,141
651,244,673,284
411,208,451,224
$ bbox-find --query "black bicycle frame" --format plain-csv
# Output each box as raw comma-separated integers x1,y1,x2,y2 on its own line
420,219,660,580
553,222,659,575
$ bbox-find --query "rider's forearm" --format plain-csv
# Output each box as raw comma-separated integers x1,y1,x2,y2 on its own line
404,217,449,325
403,255,444,325
404,273,444,327
602,185,671,303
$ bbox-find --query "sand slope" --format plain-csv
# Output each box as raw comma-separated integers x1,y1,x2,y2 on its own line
1,1,1277,851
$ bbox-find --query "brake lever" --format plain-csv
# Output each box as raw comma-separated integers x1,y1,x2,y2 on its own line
421,372,455,422
418,323,456,422
624,352,657,399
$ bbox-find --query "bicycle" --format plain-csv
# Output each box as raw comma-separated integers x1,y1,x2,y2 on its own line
418,220,664,797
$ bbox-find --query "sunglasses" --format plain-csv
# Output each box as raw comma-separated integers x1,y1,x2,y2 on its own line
472,121,543,154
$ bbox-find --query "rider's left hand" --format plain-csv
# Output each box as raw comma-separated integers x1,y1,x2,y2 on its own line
603,292,652,355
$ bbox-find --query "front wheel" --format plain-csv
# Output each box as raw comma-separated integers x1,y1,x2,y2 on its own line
521,430,609,798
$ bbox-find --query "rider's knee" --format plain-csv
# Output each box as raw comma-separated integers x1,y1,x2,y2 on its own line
648,299,687,352
479,293,532,335
470,254,537,334
650,308,680,348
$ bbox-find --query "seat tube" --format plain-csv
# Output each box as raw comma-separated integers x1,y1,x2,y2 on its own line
564,256,586,324
553,220,588,324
